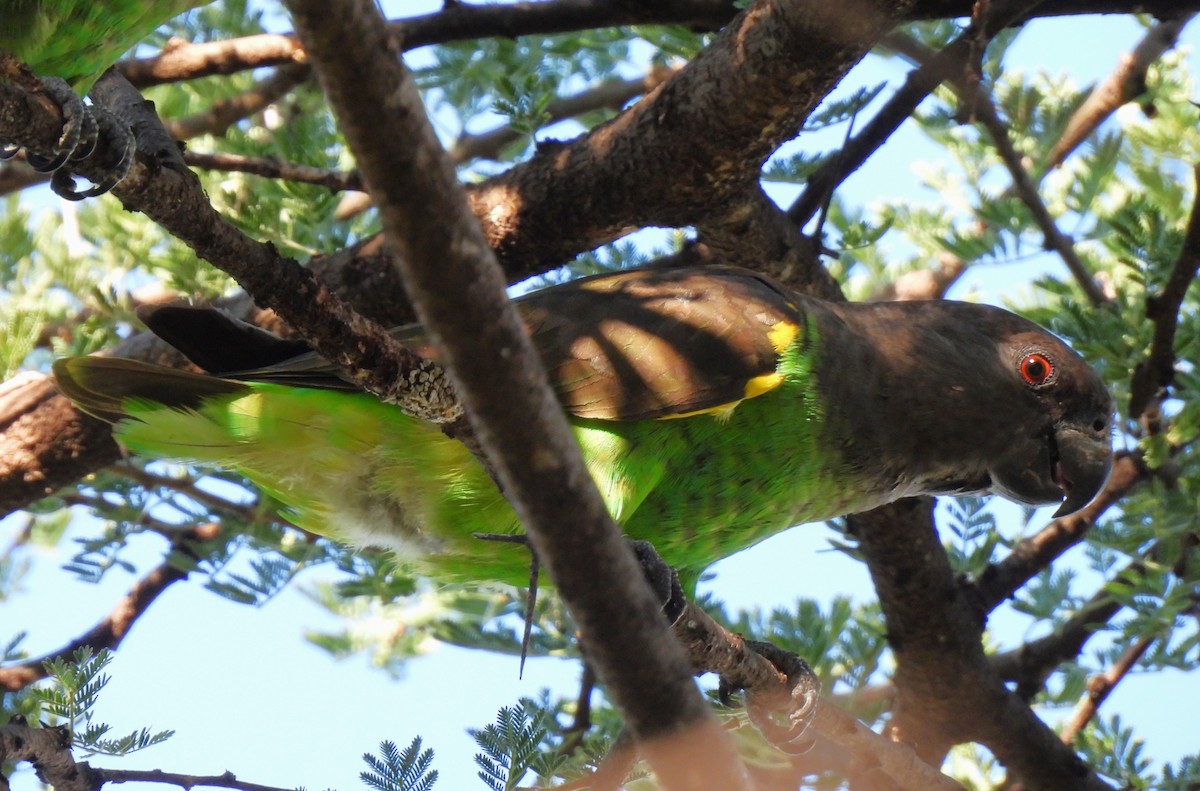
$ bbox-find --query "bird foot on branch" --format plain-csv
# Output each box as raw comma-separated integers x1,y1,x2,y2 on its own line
627,538,688,623
720,639,820,754
629,538,821,753
1,74,133,200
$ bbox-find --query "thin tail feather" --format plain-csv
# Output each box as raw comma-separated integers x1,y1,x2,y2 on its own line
53,357,248,423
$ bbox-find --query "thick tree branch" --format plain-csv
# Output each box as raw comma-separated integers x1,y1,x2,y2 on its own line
465,0,919,290
850,498,1113,790
0,722,100,791
282,1,750,788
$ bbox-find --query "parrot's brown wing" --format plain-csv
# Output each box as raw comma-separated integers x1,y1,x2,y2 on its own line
139,266,806,422
512,266,804,420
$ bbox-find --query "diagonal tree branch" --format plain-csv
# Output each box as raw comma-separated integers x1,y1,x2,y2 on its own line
1129,163,1200,419
1058,632,1156,744
788,0,1044,229
884,30,1110,306
282,1,750,788
1043,14,1194,172
0,524,218,692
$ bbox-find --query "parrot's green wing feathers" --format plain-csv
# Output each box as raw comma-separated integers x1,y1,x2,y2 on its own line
0,0,208,92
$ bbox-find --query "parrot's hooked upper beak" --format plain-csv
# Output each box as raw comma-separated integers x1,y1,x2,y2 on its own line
1048,420,1113,517
988,415,1112,518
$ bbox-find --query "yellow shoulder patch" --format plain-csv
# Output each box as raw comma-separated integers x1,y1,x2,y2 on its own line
654,321,796,423
768,320,800,353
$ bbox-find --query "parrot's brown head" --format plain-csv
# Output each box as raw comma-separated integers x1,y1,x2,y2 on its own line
824,300,1114,518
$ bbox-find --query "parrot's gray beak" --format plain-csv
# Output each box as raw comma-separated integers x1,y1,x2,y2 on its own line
1050,421,1113,518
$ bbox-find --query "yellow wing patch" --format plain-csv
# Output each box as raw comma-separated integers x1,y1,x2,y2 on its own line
768,320,799,353
654,320,797,422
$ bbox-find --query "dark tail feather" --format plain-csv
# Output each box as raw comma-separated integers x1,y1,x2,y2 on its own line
53,357,248,424
135,305,312,375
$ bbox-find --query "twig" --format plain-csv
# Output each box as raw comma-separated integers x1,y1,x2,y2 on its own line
990,590,1123,700
1044,15,1193,172
167,63,309,140
111,465,262,525
335,65,682,220
115,2,736,89
101,767,298,791
1059,633,1156,744
183,151,363,192
789,0,1041,227
972,90,1108,305
453,66,680,165
0,524,217,692
1129,162,1200,419
0,722,294,791
886,31,1109,306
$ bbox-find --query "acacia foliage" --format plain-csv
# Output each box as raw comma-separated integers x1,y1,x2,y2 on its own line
0,2,1198,790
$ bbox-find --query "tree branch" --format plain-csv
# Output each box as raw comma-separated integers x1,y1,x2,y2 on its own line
182,151,363,192
1044,14,1193,171
282,1,750,788
1058,632,1156,744
670,600,966,790
850,498,1113,790
884,30,1110,306
0,524,217,692
1129,162,1200,419
787,0,1042,229
0,722,100,791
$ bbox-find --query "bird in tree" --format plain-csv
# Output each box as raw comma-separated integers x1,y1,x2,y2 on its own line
54,266,1114,590
0,0,206,199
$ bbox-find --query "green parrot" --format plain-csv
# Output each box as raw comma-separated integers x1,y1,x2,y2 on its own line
53,266,1114,587
0,0,206,198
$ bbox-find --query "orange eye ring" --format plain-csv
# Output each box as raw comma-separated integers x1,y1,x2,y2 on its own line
1020,353,1053,385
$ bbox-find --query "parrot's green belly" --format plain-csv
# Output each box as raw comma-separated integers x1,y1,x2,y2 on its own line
117,376,872,586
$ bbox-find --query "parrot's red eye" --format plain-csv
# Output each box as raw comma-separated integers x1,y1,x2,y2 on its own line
1020,354,1053,385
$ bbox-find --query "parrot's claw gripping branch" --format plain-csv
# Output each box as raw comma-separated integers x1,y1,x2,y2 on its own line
0,70,134,200
723,640,820,754
630,538,821,750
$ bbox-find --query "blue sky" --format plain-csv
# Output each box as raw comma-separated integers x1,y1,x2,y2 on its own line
3,4,1198,790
